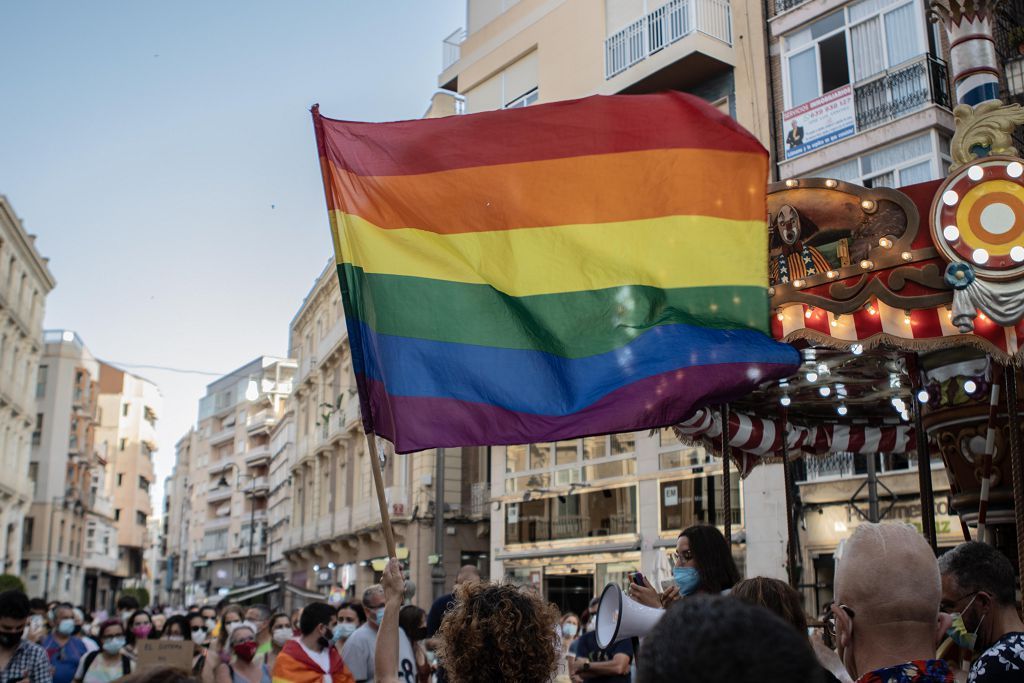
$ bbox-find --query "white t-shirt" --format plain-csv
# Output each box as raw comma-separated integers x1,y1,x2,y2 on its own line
340,623,416,683
297,640,332,683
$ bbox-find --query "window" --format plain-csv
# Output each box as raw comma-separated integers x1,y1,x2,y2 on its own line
505,436,637,493
119,438,126,451
114,509,120,521
506,485,637,543
783,0,926,108
138,476,149,492
505,88,538,109
116,473,124,486
814,132,949,188
35,365,47,398
659,473,741,532
122,403,129,417
27,463,37,495
136,511,146,526
31,414,42,446
22,518,33,550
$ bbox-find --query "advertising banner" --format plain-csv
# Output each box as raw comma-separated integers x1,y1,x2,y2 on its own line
783,84,855,160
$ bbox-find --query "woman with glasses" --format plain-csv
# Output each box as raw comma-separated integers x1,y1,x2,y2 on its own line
214,624,266,683
73,619,134,683
629,524,740,609
187,613,210,676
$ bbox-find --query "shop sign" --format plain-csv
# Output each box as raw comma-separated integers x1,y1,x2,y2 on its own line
663,485,679,507
782,84,855,160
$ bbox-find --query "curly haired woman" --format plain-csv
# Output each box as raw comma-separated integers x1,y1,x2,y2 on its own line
375,559,561,683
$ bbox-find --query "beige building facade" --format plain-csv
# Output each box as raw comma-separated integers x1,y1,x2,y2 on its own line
0,195,54,575
280,260,490,604
167,356,295,605
24,331,100,603
95,363,161,582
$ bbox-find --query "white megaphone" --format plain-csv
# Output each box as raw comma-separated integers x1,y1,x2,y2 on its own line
595,582,665,648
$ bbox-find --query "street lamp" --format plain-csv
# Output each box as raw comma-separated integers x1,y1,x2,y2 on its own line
217,466,260,585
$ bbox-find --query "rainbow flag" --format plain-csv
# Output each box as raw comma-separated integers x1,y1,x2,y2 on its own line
312,93,798,453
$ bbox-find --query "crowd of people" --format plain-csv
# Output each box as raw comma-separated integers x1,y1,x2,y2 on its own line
0,522,1021,682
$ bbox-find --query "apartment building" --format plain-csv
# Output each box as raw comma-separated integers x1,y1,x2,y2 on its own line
266,407,294,579
280,260,490,602
433,0,777,606
0,196,54,574
23,331,100,603
82,452,120,613
95,363,161,584
170,356,295,603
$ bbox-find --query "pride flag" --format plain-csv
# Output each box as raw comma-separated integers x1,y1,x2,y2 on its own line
312,93,798,453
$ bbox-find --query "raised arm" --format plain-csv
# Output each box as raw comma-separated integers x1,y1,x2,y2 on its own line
373,558,404,683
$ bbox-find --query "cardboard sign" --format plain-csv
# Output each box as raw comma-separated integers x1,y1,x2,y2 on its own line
137,640,194,673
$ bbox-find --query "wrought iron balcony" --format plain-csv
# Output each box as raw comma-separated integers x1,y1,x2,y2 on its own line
854,54,951,131
774,0,807,13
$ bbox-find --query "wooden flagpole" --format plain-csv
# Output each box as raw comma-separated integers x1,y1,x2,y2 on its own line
364,430,398,558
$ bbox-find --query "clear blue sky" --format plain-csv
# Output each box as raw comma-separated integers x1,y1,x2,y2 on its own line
0,0,464,509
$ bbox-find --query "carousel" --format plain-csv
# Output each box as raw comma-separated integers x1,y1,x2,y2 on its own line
673,0,1024,591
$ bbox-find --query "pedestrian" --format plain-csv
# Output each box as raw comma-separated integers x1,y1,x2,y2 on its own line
0,590,52,683
333,604,362,654
202,606,244,683
732,577,849,683
831,523,953,682
569,604,632,683
152,614,167,636
116,597,140,628
555,611,581,683
637,595,819,682
214,623,265,683
270,602,353,683
73,619,133,683
70,609,96,653
397,606,431,683
41,603,89,683
939,541,1024,682
243,606,271,662
265,613,293,672
424,565,480,683
159,615,190,641
124,611,155,660
340,585,415,683
629,525,740,609
186,613,209,676
380,556,560,683
199,607,218,636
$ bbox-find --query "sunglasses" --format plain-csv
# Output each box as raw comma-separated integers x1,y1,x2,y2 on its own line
822,604,855,650
190,625,206,632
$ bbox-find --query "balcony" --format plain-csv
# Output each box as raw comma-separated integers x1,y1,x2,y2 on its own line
244,446,271,467
854,55,950,132
246,410,276,435
207,486,233,504
774,0,806,13
209,426,235,446
442,27,466,71
343,398,361,432
208,459,233,476
605,0,732,80
246,477,269,495
470,481,490,519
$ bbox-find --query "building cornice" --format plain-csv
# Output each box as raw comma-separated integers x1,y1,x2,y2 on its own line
0,195,56,292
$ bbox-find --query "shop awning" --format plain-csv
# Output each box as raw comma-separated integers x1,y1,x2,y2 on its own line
222,582,276,602
495,541,639,561
285,583,328,601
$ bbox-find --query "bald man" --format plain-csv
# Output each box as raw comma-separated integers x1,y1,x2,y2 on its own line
831,523,953,682
426,565,481,683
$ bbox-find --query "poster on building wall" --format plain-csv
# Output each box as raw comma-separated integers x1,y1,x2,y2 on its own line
782,84,855,160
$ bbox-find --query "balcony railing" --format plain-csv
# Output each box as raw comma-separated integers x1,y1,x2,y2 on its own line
442,28,466,70
605,0,732,79
854,55,950,131
774,0,806,13
470,481,489,518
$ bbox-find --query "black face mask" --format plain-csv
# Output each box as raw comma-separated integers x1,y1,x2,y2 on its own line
0,632,22,649
316,626,330,650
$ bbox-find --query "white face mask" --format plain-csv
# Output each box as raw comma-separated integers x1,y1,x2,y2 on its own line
191,629,207,645
585,620,596,633
272,628,292,647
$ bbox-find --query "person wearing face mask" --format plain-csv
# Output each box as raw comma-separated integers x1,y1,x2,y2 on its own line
341,585,415,683
939,542,1024,682
266,613,293,673
243,606,272,663
41,603,88,683
186,613,210,676
397,606,431,683
628,525,740,610
830,523,953,683
270,602,353,683
215,624,265,683
332,605,361,656
554,612,581,683
115,597,139,630
569,604,633,683
0,590,51,683
123,611,155,661
73,620,133,683
203,606,245,683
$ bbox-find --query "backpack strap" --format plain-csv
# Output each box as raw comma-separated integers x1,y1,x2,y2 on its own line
79,650,100,679
121,655,132,675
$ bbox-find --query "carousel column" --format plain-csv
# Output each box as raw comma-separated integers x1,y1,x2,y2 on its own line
931,0,1003,106
1006,366,1024,584
907,354,938,551
780,408,800,589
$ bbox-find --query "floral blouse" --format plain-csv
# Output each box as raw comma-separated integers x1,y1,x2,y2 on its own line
969,632,1024,682
857,659,953,683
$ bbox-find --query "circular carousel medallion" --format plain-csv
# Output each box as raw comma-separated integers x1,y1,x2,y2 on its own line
931,157,1024,281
